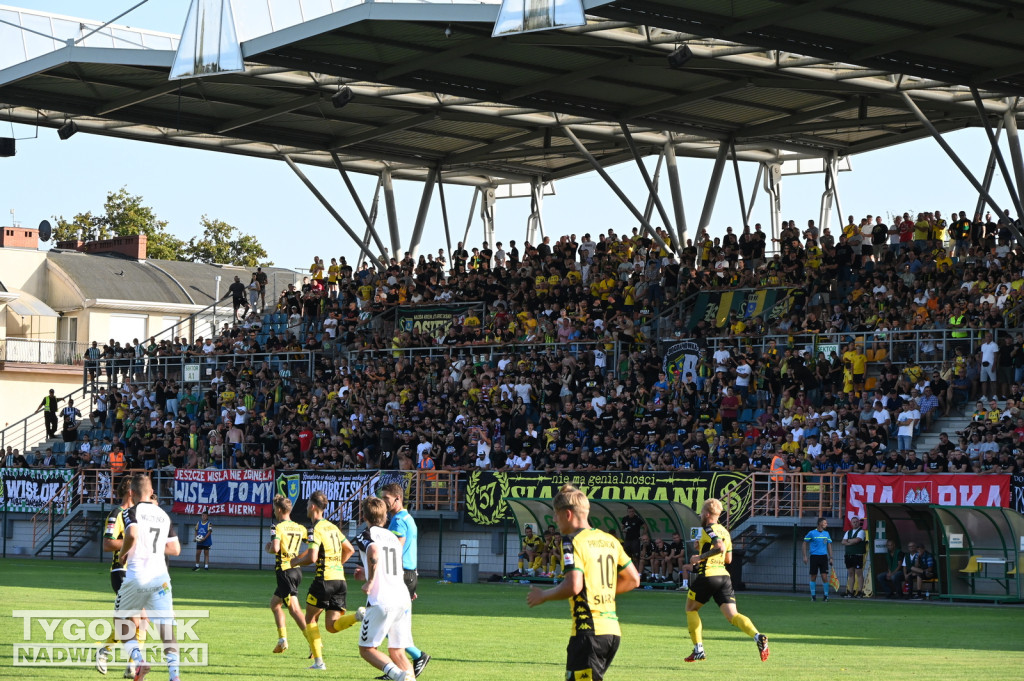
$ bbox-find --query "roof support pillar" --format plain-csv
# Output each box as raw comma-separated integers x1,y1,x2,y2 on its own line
620,123,676,247
331,152,389,260
642,150,665,227
437,175,453,264
970,87,1024,221
975,117,1004,221
460,187,480,252
282,155,385,272
745,162,763,226
763,162,783,251
382,167,401,260
694,140,730,247
527,178,545,245
665,136,688,246
480,186,496,248
1003,103,1024,215
900,92,1024,248
409,167,439,260
730,139,748,230
561,126,673,253
357,177,383,270
819,154,836,235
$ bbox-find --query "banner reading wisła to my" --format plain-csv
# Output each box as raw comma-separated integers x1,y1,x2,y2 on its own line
464,471,752,527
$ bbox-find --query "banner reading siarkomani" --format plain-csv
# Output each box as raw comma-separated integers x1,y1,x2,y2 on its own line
464,470,751,526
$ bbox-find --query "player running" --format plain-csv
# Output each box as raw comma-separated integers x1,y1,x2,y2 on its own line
265,494,309,654
114,473,182,681
292,491,358,670
526,484,640,681
352,496,416,681
683,498,769,663
380,482,431,677
97,477,145,677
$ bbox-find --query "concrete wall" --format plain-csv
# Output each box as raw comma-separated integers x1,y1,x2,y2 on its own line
0,369,83,431
0,248,49,297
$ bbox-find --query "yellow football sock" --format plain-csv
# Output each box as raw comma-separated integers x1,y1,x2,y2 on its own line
532,557,543,570
304,623,323,660
730,613,758,639
326,613,356,633
138,628,146,649
686,611,702,645
277,627,287,639
518,559,524,570
549,558,558,572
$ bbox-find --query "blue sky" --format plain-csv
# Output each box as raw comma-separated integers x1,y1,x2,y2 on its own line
2,1,1021,277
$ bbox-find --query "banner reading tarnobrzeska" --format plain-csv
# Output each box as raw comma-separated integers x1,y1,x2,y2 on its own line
274,470,414,525
172,469,274,516
0,468,73,513
845,473,1012,528
464,471,752,526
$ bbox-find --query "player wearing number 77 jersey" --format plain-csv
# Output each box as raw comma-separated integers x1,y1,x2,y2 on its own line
526,484,640,681
265,494,309,655
291,491,357,671
352,497,415,681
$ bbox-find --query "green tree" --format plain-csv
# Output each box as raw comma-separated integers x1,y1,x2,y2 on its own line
54,211,104,242
54,187,185,259
186,215,273,267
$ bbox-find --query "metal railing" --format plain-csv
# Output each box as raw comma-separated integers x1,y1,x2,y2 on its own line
338,340,621,371
85,350,319,391
0,338,90,365
750,472,847,518
0,384,91,454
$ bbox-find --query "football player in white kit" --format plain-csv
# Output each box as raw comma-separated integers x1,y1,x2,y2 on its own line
115,473,182,681
352,497,415,681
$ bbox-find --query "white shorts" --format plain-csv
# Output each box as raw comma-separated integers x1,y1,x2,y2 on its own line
114,576,175,626
358,603,412,650
980,365,997,382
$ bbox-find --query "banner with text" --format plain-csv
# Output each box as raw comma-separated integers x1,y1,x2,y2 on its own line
395,303,483,341
1013,474,1024,514
464,470,751,526
0,468,73,513
845,474,1011,527
686,287,796,330
173,469,275,516
274,470,414,526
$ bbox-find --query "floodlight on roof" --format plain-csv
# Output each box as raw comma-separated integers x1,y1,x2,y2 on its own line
492,0,586,37
667,45,694,69
0,137,14,157
332,86,355,109
58,121,79,140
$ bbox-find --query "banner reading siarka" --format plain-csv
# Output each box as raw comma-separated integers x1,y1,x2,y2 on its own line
464,470,751,526
395,303,483,341
0,468,73,513
845,473,1012,528
274,470,414,525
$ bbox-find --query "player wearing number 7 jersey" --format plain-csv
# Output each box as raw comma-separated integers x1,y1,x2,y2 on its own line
265,494,309,655
114,473,182,681
291,490,357,670
526,484,640,681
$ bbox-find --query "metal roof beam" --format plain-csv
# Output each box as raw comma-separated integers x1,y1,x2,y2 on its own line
376,36,493,81
214,93,323,133
502,57,633,101
95,79,193,116
850,10,1009,62
444,130,544,164
617,80,749,121
737,99,856,136
722,0,849,37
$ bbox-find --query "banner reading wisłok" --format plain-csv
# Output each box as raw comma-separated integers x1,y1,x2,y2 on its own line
172,469,274,516
464,470,752,526
845,473,1011,526
0,468,73,513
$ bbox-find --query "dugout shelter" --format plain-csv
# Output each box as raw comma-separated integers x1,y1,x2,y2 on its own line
866,503,1024,603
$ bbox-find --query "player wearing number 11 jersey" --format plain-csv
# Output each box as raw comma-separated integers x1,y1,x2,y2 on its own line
266,494,309,655
527,484,640,681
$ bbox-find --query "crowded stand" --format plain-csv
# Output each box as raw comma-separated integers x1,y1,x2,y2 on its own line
11,210,1024,480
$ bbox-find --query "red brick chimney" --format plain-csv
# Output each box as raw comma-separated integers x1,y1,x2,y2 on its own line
58,234,149,260
0,225,39,249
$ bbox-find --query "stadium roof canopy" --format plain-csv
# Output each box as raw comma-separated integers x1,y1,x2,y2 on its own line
2,1,1024,189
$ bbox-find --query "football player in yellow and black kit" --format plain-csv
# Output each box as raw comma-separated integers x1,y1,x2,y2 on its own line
96,476,144,676
517,524,544,574
265,494,310,655
527,485,640,681
292,491,357,670
684,498,769,663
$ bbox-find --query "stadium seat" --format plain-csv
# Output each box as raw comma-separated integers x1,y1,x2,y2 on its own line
739,408,754,425
103,429,113,440
24,453,35,466
262,314,273,326
315,333,323,342
865,377,878,391
959,556,981,574
874,348,887,362
56,455,66,466
52,442,65,454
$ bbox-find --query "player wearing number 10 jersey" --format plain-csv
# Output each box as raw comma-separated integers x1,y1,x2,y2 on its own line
292,490,356,671
266,494,309,655
527,484,640,681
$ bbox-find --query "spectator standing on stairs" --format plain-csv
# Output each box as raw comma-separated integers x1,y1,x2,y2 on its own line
35,389,64,440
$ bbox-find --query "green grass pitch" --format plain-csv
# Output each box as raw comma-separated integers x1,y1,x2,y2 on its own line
1,558,1023,681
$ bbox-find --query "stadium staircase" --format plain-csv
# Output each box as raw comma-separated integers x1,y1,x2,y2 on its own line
29,469,114,558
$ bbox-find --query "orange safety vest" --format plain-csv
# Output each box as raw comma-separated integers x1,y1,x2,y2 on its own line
418,456,437,482
109,450,125,474
770,454,786,482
